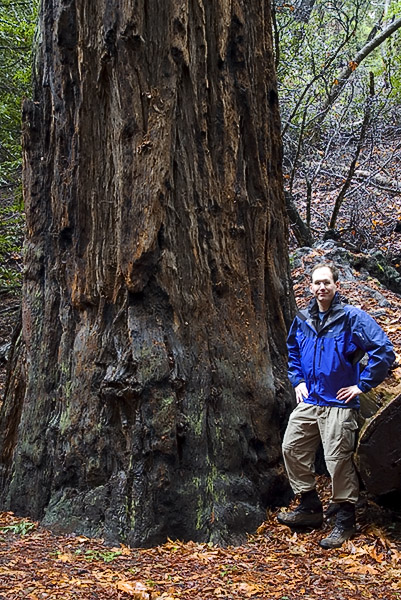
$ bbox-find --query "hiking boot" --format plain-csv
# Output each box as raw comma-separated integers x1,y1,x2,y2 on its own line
277,489,323,529
319,502,356,549
325,502,340,520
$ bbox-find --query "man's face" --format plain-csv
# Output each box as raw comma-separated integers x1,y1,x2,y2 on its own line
310,267,337,310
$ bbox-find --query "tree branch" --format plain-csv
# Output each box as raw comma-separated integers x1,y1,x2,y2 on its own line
329,73,374,230
321,15,401,115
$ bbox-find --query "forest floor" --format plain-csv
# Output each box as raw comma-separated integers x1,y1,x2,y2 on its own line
0,474,401,600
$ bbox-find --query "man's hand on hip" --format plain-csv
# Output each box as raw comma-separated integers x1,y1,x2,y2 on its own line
336,385,362,403
295,382,309,404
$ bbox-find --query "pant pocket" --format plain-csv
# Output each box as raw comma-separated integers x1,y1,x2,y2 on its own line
340,417,359,454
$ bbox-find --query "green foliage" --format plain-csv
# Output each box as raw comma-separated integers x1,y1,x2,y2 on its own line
74,548,123,563
0,264,21,290
0,201,23,290
0,1,37,292
384,1,401,98
0,519,36,535
275,0,398,140
0,0,38,187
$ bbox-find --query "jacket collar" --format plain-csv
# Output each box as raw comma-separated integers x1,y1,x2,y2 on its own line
301,292,346,332
308,291,342,318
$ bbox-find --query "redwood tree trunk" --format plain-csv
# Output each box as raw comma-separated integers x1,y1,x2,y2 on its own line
0,0,294,546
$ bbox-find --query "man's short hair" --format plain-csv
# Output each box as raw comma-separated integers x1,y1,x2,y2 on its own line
311,262,339,283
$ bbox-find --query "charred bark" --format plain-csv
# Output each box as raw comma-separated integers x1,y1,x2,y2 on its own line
0,0,294,546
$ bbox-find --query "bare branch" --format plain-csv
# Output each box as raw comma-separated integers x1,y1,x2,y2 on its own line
329,73,375,230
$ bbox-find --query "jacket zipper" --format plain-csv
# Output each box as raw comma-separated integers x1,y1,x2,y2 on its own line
312,339,318,391
319,339,324,368
312,333,324,404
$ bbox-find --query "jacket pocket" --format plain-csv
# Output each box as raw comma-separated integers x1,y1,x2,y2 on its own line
334,337,350,369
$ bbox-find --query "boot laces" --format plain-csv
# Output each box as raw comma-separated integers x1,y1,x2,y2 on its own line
327,523,354,539
328,525,344,538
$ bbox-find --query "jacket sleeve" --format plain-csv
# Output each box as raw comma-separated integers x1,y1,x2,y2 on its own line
287,317,305,388
350,309,395,393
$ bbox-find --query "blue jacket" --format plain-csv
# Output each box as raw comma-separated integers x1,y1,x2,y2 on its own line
287,293,395,409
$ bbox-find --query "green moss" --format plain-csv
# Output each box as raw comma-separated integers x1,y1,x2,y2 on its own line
206,463,218,494
63,380,73,400
128,498,138,529
59,362,70,376
59,404,72,434
196,494,204,530
194,460,228,530
159,395,174,409
192,413,203,437
193,476,201,487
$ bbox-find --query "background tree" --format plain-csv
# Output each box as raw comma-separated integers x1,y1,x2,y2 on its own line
275,0,401,254
0,0,294,547
0,0,37,291
0,0,37,188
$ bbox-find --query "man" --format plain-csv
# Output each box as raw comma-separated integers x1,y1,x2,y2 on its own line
278,262,395,549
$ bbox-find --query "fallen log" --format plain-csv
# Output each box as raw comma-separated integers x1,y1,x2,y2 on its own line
355,392,401,498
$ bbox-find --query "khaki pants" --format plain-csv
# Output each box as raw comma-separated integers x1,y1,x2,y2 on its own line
282,403,359,504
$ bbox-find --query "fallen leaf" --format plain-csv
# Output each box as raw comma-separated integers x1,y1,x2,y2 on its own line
116,580,151,598
346,564,379,575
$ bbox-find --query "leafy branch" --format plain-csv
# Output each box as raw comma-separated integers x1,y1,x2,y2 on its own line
318,14,401,121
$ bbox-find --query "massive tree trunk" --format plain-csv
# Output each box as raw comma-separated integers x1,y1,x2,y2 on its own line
0,0,294,546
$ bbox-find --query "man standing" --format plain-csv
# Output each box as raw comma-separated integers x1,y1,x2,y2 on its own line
278,262,395,549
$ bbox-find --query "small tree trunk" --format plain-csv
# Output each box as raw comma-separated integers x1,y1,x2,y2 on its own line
329,74,374,231
285,192,314,247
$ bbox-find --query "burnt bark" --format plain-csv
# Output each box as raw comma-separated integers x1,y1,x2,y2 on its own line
0,0,295,546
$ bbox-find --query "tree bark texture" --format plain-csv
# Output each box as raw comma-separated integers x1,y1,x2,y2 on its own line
0,0,295,546
355,392,401,498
